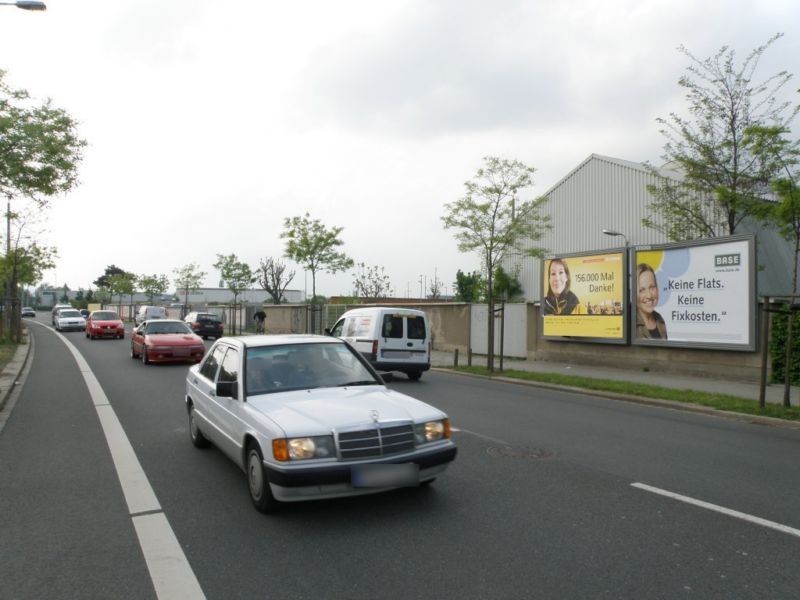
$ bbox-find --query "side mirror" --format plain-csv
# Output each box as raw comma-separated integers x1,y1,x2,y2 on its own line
324,328,332,335
216,381,238,399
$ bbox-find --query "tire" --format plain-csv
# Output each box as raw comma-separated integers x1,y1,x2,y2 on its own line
420,478,436,487
119,334,125,340
407,370,423,381
130,344,139,359
85,331,89,339
246,443,278,513
188,404,210,448
142,347,150,365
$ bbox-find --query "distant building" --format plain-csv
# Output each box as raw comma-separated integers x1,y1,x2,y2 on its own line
507,153,795,302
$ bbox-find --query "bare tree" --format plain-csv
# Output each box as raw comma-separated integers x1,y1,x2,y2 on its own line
255,257,296,305
353,263,392,301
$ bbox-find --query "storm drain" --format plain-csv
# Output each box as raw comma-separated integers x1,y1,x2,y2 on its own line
486,446,555,460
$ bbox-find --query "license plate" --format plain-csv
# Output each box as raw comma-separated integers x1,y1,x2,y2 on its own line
351,463,419,488
384,351,411,359
173,347,190,357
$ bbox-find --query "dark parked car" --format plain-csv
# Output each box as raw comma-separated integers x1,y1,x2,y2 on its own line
184,312,224,340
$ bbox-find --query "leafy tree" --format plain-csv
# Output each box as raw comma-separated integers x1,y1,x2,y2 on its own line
138,273,170,303
93,265,128,290
744,124,800,406
173,262,206,309
213,254,253,335
493,265,524,301
442,156,550,370
281,212,354,302
59,285,70,304
1,70,86,339
453,270,485,303
644,34,799,240
254,257,295,305
353,263,392,301
107,272,136,311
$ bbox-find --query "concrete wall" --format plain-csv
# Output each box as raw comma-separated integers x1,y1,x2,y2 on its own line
260,301,771,384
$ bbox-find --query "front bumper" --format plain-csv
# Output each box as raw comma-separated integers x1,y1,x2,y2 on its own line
264,442,457,501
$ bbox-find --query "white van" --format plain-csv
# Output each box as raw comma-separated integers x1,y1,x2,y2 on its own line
327,307,431,380
135,305,167,326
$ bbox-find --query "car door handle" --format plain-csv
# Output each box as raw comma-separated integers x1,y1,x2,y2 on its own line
407,342,413,347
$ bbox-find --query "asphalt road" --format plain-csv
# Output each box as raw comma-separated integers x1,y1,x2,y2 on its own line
2,316,800,599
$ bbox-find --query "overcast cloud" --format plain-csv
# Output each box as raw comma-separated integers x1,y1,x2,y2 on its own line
0,0,797,299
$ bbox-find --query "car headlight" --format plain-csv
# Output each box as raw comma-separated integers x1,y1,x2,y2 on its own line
272,435,335,461
415,419,450,444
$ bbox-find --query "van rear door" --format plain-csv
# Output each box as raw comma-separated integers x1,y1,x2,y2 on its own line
380,313,428,365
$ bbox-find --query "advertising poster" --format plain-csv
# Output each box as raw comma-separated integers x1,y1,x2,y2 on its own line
541,251,626,341
633,236,754,349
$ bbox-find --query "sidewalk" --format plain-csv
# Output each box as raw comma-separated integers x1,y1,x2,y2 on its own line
0,329,31,413
430,350,800,407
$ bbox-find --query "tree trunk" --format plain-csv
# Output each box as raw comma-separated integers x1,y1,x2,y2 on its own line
486,253,494,373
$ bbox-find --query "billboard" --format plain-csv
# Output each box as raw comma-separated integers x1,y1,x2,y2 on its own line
541,250,627,342
632,235,755,350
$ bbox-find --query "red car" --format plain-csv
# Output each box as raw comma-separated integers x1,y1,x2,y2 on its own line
86,310,125,340
130,319,206,365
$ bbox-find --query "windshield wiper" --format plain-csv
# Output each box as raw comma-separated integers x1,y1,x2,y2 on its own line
340,380,378,387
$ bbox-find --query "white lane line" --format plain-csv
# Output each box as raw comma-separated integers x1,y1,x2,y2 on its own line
46,324,206,599
632,482,800,539
133,513,206,600
450,427,510,446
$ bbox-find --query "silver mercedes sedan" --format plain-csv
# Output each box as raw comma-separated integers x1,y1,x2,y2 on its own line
185,334,457,513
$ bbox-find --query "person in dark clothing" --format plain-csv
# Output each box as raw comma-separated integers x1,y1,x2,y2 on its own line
253,309,267,334
544,258,581,315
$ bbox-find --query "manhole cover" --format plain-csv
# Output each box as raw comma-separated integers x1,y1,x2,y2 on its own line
486,446,554,460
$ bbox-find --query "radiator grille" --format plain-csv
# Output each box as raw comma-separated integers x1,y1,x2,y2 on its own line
338,424,415,460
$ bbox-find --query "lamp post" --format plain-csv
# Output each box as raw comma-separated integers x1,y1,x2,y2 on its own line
0,1,47,9
602,228,629,247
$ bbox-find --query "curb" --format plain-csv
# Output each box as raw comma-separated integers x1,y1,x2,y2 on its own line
431,366,800,431
0,327,32,413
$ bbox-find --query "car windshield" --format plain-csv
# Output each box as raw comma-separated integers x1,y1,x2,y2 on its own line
92,311,119,320
59,310,82,318
145,322,192,335
245,342,379,395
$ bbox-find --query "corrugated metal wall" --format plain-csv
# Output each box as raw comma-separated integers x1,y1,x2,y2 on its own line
510,154,671,301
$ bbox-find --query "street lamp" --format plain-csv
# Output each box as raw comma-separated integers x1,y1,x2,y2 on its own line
0,1,47,9
602,228,629,246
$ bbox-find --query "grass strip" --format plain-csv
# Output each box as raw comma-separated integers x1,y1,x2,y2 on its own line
451,365,800,422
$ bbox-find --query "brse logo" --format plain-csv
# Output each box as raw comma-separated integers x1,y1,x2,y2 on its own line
715,253,740,267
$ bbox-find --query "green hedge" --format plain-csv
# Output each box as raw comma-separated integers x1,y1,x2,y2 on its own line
769,305,800,385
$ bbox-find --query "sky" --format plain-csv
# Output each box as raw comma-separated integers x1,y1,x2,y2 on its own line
1,0,798,300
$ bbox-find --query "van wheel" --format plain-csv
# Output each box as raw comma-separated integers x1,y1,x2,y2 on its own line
407,371,422,381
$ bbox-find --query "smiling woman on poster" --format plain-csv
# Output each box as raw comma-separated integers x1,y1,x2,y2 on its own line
636,263,668,339
544,259,581,315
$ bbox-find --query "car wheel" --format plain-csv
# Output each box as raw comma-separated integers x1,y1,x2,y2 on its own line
188,404,210,448
246,443,278,513
142,347,150,365
85,331,89,338
407,370,423,381
130,344,139,359
119,334,125,340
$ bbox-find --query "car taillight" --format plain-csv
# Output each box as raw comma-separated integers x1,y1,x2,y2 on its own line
371,340,378,358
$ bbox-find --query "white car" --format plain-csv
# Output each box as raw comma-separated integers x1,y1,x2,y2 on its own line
185,334,457,513
54,309,86,332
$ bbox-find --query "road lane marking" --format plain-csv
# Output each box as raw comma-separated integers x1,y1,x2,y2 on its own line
133,513,206,600
632,482,800,539
450,427,510,446
38,322,206,599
